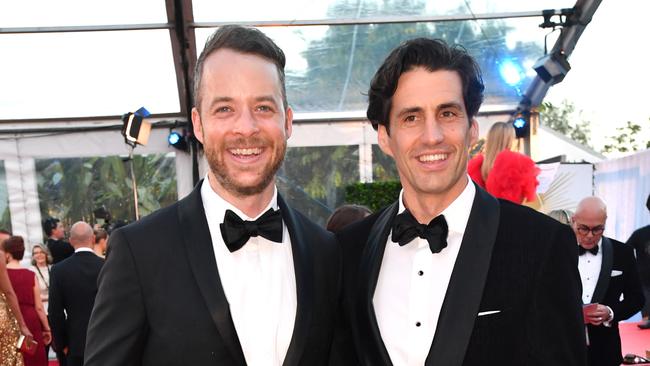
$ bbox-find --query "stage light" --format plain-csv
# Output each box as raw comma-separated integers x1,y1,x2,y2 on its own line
533,52,571,85
121,107,151,147
512,110,530,138
499,59,523,86
168,131,182,145
168,129,188,151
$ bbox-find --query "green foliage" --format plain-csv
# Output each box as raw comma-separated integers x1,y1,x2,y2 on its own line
602,120,650,154
278,145,360,226
345,181,401,212
36,154,177,229
539,100,592,148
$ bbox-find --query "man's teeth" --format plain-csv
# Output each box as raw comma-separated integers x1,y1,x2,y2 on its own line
231,148,262,156
419,153,447,162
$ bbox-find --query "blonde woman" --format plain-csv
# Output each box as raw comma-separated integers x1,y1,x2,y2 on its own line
468,121,540,204
29,245,51,313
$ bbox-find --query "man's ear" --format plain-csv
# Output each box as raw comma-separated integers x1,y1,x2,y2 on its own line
284,106,293,139
469,118,479,146
191,107,205,144
377,124,394,158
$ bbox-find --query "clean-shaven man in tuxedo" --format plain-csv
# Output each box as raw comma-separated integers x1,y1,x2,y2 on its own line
572,196,644,366
49,221,104,366
332,38,586,365
85,25,339,366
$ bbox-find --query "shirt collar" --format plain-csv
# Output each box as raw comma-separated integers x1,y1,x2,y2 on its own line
200,174,278,225
75,247,94,254
397,176,476,235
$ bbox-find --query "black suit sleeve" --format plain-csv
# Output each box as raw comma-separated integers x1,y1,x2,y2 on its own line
611,243,645,321
85,229,147,366
527,224,586,365
48,267,67,352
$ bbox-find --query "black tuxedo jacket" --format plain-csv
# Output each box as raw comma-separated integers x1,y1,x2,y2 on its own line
47,238,74,264
49,251,104,357
584,237,644,366
85,181,340,366
332,186,586,366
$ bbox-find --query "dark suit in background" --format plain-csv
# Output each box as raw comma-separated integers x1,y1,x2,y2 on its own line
332,187,586,366
626,225,650,321
49,251,104,366
85,185,339,366
47,238,74,264
584,237,644,366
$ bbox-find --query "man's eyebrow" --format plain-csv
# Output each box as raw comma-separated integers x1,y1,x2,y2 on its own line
395,106,423,118
437,102,464,111
206,96,233,110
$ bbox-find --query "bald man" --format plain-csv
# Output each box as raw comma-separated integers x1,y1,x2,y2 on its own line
572,197,644,366
49,222,104,366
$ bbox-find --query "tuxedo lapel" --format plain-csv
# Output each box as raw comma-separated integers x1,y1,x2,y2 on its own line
278,194,314,366
177,181,246,366
355,202,398,365
426,185,500,366
591,237,613,303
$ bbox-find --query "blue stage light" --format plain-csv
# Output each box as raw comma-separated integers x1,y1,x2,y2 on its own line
514,117,527,129
168,131,182,145
499,59,523,86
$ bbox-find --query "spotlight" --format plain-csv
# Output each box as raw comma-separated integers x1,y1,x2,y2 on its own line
168,129,188,151
121,107,151,147
533,52,571,85
499,59,523,86
168,131,182,145
512,110,530,138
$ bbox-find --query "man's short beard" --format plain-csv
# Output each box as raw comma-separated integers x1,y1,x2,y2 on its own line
205,140,286,197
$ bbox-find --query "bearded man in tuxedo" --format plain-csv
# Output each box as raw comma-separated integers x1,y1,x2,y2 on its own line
85,25,339,366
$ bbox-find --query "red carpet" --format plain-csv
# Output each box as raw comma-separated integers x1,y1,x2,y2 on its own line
44,323,649,366
621,321,650,362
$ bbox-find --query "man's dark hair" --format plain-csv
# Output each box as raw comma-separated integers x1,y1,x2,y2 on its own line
367,38,484,132
646,193,650,211
193,25,287,110
43,217,60,237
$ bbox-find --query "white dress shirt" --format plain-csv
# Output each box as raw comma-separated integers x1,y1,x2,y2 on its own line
578,238,603,304
201,178,297,366
374,179,476,366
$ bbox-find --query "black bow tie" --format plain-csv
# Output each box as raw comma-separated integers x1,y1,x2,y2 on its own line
578,245,599,256
392,210,448,253
220,208,283,252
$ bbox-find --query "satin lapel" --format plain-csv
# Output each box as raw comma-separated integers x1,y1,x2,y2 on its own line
355,202,398,365
591,237,613,303
279,194,313,366
178,181,246,366
426,186,500,366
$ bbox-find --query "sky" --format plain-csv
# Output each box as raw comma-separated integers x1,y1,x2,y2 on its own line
545,0,650,155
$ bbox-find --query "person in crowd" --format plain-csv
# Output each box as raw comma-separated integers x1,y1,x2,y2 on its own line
92,229,108,259
572,196,644,366
626,193,650,329
326,204,372,233
29,244,51,313
4,236,51,366
85,25,339,366
468,121,540,204
332,37,586,365
549,208,574,226
49,222,104,366
43,218,73,264
0,230,31,366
